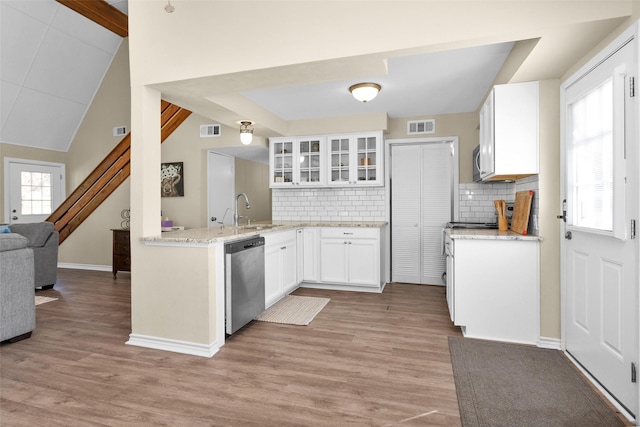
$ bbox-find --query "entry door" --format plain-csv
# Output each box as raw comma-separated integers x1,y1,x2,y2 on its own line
391,142,453,284
207,151,235,227
563,38,638,417
6,159,65,224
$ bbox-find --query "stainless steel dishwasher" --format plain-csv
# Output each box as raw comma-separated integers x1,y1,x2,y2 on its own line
225,236,265,335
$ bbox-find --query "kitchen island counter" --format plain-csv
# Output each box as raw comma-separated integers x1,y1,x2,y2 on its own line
142,221,388,245
446,228,542,242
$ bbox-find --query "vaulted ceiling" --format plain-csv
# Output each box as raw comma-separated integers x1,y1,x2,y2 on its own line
0,1,631,154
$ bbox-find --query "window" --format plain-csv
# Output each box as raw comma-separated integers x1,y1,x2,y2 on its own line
20,171,53,215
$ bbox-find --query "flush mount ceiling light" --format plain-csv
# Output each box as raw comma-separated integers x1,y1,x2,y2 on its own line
239,121,254,145
164,0,175,13
349,82,381,103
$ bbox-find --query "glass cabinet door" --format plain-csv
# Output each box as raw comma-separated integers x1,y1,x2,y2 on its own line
329,137,351,184
272,140,294,185
298,138,322,184
356,135,378,183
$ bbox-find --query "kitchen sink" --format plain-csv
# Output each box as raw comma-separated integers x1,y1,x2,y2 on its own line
239,224,280,231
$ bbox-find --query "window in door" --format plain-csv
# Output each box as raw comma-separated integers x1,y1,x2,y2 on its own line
566,65,626,239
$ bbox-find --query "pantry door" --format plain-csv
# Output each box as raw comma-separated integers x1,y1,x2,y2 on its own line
391,140,455,285
562,33,638,418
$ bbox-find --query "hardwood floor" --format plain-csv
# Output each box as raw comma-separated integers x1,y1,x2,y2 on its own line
1,269,631,426
1,269,462,426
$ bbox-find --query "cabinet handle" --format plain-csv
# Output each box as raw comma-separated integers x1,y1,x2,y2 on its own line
281,246,287,250
343,232,354,235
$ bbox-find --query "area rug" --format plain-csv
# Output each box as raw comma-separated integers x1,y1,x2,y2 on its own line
449,337,626,427
255,295,330,326
35,296,58,306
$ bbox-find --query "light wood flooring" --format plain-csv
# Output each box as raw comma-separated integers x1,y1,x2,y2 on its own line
1,269,463,426
1,269,631,426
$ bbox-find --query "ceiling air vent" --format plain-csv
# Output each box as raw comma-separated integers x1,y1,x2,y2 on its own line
407,119,435,135
200,124,221,137
113,126,128,136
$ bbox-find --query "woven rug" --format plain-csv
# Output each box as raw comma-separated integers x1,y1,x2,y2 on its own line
255,295,329,326
35,296,58,306
449,337,626,427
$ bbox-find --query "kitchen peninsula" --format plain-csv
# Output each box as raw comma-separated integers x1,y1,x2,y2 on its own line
129,221,386,358
444,228,542,345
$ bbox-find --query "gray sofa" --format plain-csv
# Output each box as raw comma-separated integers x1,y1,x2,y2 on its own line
9,222,59,289
0,233,36,343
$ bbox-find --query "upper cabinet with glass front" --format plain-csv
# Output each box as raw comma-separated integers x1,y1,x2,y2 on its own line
327,131,383,187
270,136,324,188
270,131,383,188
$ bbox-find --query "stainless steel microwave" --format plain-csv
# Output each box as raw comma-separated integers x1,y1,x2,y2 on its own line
472,145,481,182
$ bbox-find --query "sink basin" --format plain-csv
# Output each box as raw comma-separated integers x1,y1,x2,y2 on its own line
239,224,278,231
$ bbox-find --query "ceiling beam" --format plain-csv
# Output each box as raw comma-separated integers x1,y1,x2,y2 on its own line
56,0,128,38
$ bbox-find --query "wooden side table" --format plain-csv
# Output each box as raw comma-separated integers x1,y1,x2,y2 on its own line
112,229,130,279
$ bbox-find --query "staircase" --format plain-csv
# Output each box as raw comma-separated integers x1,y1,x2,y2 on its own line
47,101,192,244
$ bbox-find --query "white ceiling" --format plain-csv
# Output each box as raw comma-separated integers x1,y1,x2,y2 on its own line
242,43,514,121
0,0,630,163
0,0,126,152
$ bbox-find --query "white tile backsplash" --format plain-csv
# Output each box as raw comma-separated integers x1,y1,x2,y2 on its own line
272,187,386,222
458,176,540,230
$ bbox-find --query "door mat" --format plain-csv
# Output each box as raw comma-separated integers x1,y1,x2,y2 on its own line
255,295,330,326
449,337,627,427
35,296,58,306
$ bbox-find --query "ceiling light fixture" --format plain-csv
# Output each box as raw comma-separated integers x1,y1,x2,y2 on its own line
164,0,175,13
239,121,254,145
349,82,381,103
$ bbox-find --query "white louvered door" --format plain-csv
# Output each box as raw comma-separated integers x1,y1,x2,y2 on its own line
391,146,422,283
391,143,453,285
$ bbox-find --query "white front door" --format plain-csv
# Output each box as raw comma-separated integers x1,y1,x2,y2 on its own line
207,151,235,227
5,159,65,224
562,36,638,418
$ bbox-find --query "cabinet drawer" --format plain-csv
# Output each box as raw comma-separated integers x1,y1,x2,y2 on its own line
320,227,378,239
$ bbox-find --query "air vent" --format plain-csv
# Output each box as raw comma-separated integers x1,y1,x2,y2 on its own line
407,119,435,135
200,124,221,137
113,126,128,136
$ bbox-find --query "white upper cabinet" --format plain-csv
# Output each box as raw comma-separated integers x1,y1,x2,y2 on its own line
270,136,324,188
479,81,539,181
327,131,383,187
269,131,383,188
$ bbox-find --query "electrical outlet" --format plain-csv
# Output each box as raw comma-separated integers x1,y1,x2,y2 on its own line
532,214,539,231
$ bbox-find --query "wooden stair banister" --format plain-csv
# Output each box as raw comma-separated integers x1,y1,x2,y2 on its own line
47,101,192,244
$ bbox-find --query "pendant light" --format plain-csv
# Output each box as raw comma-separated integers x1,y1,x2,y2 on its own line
239,121,254,145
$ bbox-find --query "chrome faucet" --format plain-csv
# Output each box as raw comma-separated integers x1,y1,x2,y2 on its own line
234,193,251,227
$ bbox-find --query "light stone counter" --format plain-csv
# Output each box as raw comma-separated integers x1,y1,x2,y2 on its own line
142,221,388,245
446,228,542,241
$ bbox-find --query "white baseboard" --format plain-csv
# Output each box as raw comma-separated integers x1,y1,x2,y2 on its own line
537,336,562,350
58,262,112,272
126,334,222,358
300,282,385,294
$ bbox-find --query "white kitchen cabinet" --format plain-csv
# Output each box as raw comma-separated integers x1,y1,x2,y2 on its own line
302,228,320,282
327,132,383,187
264,229,298,307
296,228,304,285
447,235,540,345
269,136,324,188
318,227,380,288
479,81,539,181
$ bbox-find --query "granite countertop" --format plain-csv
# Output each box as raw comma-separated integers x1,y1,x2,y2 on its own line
446,228,542,241
142,221,388,245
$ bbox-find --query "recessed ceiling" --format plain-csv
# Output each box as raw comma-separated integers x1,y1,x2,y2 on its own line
242,42,514,121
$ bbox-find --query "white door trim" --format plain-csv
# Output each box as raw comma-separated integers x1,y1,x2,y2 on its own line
3,157,66,224
560,21,639,424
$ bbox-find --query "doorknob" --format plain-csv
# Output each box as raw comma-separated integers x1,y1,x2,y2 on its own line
565,231,572,240
12,216,18,221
